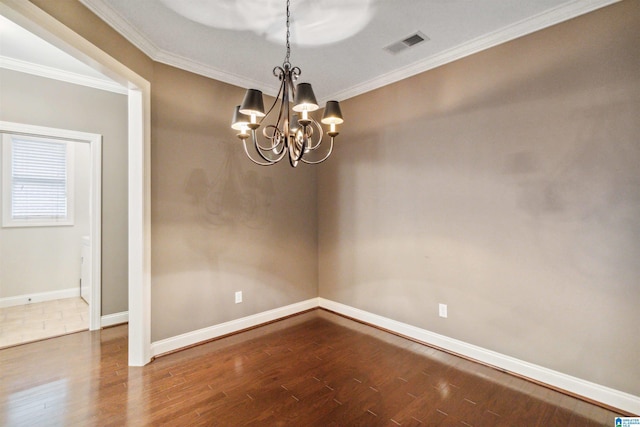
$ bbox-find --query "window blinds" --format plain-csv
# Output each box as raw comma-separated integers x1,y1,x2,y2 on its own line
11,138,68,220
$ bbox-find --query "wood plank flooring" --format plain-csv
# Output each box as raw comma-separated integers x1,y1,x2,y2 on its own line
0,309,624,426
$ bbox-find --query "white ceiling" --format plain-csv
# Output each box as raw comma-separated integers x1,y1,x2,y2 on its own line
0,14,125,93
1,1,617,101
78,0,617,102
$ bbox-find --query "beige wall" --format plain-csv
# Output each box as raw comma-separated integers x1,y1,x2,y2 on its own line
150,63,318,341
318,1,640,396
0,135,90,298
0,69,128,315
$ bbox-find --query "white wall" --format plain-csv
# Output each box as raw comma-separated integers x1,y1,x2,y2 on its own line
0,141,90,298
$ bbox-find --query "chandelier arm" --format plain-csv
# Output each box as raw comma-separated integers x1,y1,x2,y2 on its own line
251,129,287,163
258,73,289,149
281,71,293,157
241,138,276,166
288,134,307,167
260,76,286,123
276,82,288,137
288,142,305,167
273,66,285,80
303,118,324,151
256,126,285,153
258,125,285,154
284,68,299,166
300,136,334,165
251,76,287,154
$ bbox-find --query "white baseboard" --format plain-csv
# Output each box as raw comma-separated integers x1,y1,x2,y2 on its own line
0,287,79,308
101,311,128,327
318,298,640,415
150,298,319,358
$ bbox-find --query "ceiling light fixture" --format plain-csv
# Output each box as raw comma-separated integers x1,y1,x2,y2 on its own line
231,0,344,167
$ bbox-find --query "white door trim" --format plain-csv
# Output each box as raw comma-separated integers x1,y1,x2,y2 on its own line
127,88,152,365
0,121,102,331
0,0,153,365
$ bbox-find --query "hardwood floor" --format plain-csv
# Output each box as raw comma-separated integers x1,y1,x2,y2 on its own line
0,309,624,426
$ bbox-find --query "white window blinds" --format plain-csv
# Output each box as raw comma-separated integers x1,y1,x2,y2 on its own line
11,138,68,220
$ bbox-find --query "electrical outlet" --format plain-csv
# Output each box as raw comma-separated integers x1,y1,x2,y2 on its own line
438,303,448,318
235,291,243,304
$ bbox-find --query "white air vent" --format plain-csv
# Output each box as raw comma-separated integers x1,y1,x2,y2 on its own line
384,31,429,54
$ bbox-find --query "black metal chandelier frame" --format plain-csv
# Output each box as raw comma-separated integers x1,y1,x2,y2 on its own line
231,0,344,167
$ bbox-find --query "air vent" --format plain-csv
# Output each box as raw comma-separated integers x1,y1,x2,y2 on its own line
403,33,425,47
384,31,429,54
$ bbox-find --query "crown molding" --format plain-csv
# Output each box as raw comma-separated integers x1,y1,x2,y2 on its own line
0,56,128,94
79,0,279,95
152,49,281,96
330,0,621,101
80,0,620,101
79,0,159,59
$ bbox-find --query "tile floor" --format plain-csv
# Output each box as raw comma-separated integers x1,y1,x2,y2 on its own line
0,297,88,349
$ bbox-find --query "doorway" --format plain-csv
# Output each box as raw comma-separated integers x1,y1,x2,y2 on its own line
0,0,151,366
0,123,102,344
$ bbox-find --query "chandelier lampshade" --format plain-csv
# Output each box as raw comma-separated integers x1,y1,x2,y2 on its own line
231,0,344,167
321,101,344,124
321,100,344,137
293,83,319,112
239,89,266,118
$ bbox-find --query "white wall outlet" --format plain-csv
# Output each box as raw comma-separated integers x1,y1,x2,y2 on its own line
439,303,448,318
235,291,242,304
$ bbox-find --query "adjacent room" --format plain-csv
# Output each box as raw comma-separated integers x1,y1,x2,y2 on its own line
0,0,638,425
0,125,92,347
0,12,129,347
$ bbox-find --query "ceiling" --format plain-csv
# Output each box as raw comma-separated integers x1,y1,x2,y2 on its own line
0,14,124,93
78,0,616,102
1,1,617,102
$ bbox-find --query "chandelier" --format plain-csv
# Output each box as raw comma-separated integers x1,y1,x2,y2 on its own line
231,0,344,167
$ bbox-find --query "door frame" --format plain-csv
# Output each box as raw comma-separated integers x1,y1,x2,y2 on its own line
0,0,152,366
0,122,102,330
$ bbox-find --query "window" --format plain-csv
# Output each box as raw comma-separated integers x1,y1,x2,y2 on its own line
2,133,75,227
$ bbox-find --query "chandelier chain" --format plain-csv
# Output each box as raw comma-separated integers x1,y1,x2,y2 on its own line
284,0,291,67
